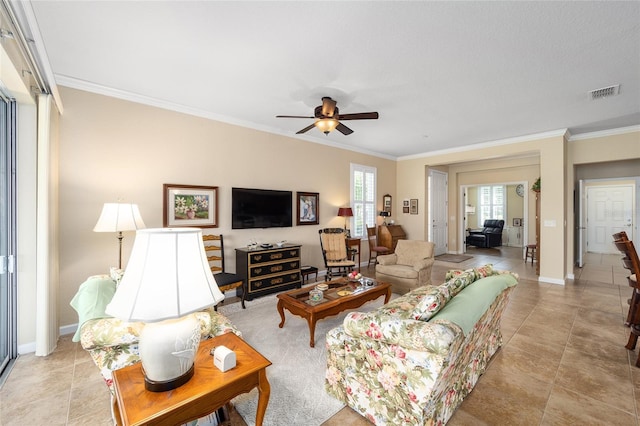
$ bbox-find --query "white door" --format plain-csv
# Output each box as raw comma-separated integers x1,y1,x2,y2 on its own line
576,180,587,267
586,184,634,254
429,170,448,255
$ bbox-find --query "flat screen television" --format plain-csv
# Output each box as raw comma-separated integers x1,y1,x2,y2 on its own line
232,187,293,229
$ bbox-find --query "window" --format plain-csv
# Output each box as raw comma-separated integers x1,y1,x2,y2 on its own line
350,164,377,239
478,185,505,226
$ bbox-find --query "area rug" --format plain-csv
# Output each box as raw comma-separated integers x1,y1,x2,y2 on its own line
435,254,473,263
217,289,388,426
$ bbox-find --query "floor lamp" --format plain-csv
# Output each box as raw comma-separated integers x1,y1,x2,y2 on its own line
93,203,146,269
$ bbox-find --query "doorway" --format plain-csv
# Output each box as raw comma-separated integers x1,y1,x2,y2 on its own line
461,182,528,254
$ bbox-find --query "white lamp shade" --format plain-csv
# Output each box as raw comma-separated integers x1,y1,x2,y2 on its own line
105,228,224,322
93,203,146,232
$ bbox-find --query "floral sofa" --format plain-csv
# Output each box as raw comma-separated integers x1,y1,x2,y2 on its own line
325,265,518,425
71,275,241,425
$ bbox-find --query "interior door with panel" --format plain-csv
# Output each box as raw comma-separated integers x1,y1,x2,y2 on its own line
586,184,634,254
429,170,448,256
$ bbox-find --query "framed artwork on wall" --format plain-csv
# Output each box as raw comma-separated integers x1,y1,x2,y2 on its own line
163,184,218,228
297,192,319,225
403,199,410,214
383,194,392,214
513,218,522,227
410,199,418,215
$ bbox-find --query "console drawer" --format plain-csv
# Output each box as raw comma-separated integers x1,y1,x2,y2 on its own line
249,248,300,265
249,260,300,278
248,272,301,292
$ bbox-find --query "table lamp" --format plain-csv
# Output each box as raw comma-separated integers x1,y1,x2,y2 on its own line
105,228,225,392
93,203,146,269
379,211,390,225
337,207,353,231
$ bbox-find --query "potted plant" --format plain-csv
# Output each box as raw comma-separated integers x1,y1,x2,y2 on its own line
531,177,541,192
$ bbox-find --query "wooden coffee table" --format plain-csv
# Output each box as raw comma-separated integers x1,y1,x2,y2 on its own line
112,333,271,426
277,278,391,347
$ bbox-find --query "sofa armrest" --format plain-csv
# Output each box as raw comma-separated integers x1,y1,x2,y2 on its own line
413,257,435,272
376,253,397,265
342,311,460,353
80,307,240,351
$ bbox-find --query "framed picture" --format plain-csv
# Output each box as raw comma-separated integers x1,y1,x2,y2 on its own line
383,194,392,214
410,199,418,215
403,199,410,214
297,192,319,225
513,218,522,227
163,184,218,228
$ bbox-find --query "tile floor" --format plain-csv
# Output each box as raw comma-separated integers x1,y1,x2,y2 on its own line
1,246,638,425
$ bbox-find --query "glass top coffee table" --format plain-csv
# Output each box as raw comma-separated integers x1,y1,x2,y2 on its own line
276,278,391,347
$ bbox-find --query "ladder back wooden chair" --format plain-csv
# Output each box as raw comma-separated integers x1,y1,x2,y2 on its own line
319,228,356,281
613,231,634,325
203,234,246,309
613,238,640,366
367,226,390,266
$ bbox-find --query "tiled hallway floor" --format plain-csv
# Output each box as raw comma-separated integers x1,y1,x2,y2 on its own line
1,246,639,425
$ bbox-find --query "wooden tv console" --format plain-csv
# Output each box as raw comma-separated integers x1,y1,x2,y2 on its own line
235,244,302,300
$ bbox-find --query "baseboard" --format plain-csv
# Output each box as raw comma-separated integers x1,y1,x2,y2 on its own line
18,323,78,355
539,276,565,285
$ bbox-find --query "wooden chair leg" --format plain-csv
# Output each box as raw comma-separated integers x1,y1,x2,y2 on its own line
625,288,638,326
626,330,638,351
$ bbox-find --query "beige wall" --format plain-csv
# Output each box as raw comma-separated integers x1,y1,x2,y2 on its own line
396,129,640,284
55,87,396,328
566,130,640,275
398,133,567,283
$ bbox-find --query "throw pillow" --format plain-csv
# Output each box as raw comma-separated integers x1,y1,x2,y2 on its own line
474,263,494,277
411,285,452,321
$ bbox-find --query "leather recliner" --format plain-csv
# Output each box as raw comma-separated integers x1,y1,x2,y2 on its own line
466,219,505,248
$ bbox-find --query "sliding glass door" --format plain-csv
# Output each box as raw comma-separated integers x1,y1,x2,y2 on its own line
0,94,17,381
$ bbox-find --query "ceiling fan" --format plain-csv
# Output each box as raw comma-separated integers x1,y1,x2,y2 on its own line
276,97,379,135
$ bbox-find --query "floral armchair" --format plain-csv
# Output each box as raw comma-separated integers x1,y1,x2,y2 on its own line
71,275,241,425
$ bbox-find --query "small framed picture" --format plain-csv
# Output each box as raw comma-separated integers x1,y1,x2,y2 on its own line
163,184,218,228
297,192,319,225
410,199,418,215
513,218,522,227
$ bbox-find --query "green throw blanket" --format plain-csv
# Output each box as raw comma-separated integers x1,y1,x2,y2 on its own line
69,276,116,342
430,274,517,335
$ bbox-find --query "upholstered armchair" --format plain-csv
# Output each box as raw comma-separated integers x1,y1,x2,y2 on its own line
71,275,241,424
466,219,505,248
375,240,435,294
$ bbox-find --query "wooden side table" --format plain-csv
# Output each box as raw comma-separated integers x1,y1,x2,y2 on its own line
112,333,271,426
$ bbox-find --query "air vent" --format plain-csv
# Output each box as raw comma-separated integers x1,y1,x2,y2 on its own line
589,84,620,100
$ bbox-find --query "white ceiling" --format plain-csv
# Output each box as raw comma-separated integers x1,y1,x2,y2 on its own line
25,1,640,159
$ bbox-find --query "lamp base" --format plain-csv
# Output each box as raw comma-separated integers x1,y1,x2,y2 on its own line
144,363,195,392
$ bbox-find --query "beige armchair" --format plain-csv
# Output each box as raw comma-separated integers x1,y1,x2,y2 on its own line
375,240,435,294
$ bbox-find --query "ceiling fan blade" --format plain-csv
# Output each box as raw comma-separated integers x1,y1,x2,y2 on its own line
321,97,337,117
336,122,354,135
296,123,317,134
276,115,315,119
337,112,379,121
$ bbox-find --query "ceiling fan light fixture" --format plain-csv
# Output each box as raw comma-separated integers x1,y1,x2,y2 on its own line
315,118,339,135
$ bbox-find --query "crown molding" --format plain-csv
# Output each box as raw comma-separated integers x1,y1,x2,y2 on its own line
568,125,640,141
55,74,396,161
398,129,568,161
